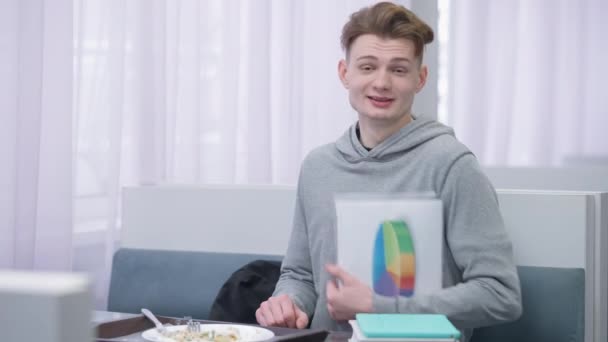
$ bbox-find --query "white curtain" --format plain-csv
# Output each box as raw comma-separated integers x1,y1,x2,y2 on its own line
4,0,412,309
73,0,373,189
446,0,608,166
0,0,73,270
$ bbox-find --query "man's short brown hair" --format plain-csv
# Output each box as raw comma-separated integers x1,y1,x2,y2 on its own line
341,2,434,61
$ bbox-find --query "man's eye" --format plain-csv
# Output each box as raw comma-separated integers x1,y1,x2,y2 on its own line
393,68,408,74
360,65,374,71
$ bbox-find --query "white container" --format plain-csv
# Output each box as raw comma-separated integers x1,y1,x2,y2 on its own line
0,271,93,342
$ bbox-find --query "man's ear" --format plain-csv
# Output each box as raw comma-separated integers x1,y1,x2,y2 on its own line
416,64,428,93
338,59,349,89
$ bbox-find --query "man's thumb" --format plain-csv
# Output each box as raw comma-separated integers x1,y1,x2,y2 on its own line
295,308,309,329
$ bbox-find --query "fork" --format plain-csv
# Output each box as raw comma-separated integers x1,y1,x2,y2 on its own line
141,308,167,334
186,317,201,333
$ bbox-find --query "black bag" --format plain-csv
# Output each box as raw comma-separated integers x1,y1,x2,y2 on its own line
209,259,282,323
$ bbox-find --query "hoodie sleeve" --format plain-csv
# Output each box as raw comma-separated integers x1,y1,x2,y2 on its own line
372,153,522,329
272,182,317,318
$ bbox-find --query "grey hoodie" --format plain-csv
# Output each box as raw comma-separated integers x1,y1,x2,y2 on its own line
273,116,522,342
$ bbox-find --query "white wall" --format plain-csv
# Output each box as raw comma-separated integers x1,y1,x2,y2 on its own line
484,166,608,191
411,0,438,120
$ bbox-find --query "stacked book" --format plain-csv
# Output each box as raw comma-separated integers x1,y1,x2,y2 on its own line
349,314,461,342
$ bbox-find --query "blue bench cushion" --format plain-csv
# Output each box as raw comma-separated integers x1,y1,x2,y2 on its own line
107,248,282,319
471,266,585,342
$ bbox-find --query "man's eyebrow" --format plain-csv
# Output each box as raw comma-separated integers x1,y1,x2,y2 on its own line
355,56,413,63
355,55,378,61
390,57,413,64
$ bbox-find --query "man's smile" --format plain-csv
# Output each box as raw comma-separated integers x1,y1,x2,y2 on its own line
367,95,395,108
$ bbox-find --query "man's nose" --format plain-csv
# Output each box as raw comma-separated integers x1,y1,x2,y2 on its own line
372,70,391,90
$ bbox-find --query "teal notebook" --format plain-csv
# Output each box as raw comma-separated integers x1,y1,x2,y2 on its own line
356,314,461,339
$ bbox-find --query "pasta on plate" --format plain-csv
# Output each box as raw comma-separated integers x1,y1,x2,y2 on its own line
141,324,275,342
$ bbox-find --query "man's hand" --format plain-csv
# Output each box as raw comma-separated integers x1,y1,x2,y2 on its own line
326,264,374,321
256,294,309,329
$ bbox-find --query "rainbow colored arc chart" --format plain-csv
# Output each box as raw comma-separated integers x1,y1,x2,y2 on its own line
372,220,415,297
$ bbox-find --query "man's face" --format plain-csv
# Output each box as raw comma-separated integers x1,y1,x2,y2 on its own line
338,34,427,126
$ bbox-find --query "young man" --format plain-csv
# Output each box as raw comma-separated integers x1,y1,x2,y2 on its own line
256,2,522,341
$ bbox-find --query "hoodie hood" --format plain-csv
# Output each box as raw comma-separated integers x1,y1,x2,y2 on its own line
335,115,455,163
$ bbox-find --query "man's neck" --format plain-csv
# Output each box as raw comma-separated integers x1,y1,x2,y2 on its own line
358,114,413,149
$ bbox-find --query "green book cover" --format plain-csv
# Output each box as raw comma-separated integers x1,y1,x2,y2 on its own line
356,314,461,339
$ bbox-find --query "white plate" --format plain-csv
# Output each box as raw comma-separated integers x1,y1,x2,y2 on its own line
141,324,275,342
